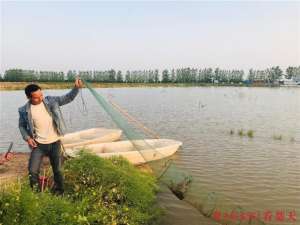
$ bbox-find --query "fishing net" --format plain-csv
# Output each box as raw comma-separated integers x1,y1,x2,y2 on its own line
82,79,267,225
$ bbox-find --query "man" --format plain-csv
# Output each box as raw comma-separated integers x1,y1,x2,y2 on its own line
18,78,83,195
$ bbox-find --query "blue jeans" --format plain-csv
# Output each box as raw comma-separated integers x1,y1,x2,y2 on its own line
28,140,64,193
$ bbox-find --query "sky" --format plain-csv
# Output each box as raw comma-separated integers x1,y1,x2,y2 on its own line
0,1,299,74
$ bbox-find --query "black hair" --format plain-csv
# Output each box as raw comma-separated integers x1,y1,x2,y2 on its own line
25,84,41,98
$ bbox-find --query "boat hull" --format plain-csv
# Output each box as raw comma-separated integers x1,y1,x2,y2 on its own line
65,139,182,165
61,128,122,148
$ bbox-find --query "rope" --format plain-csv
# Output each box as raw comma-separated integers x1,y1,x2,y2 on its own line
78,88,88,115
107,95,160,139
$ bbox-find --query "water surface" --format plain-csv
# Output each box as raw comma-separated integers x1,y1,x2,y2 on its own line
1,87,299,225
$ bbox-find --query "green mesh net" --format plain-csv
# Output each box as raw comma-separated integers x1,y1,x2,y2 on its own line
82,79,267,225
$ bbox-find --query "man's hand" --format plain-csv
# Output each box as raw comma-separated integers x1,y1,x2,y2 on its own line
4,152,13,160
27,138,37,149
75,78,83,88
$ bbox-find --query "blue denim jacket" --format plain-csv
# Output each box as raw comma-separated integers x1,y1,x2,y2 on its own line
18,87,79,141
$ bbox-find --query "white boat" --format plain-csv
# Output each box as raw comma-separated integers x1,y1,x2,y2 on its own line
65,139,182,165
61,128,122,148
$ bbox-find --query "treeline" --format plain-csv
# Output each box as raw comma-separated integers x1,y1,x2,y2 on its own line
1,66,299,83
248,66,300,83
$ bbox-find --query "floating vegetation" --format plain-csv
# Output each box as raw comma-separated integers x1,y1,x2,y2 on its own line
230,129,254,138
238,129,245,137
247,130,254,138
273,134,283,141
229,130,296,141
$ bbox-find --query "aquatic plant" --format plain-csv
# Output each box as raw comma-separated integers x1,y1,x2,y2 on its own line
273,134,283,141
238,129,245,136
247,130,254,138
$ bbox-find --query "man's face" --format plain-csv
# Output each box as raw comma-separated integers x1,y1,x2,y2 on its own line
29,90,43,105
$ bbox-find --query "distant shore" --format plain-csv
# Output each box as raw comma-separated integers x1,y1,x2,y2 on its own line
0,81,269,91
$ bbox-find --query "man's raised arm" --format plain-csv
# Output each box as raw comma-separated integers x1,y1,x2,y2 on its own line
52,78,83,106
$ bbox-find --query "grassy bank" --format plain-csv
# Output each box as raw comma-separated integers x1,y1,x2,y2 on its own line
0,81,250,90
0,152,161,225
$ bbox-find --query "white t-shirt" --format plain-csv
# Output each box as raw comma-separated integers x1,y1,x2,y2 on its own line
31,102,60,144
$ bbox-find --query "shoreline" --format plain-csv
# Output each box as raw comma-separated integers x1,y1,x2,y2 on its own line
0,81,276,91
0,152,29,183
0,152,152,183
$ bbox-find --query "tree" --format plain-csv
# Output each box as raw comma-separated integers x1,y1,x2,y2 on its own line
47,71,64,82
248,69,255,82
125,71,131,83
182,68,191,83
108,69,116,82
176,69,182,83
4,69,23,81
273,66,283,80
162,69,169,83
67,70,76,81
79,71,93,82
116,71,123,82
170,69,176,83
4,69,39,81
203,68,213,83
213,68,220,83
266,66,282,83
147,70,155,83
93,71,102,82
190,68,197,83
154,70,159,83
286,66,295,79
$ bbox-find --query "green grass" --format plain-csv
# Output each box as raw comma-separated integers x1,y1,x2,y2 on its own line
0,152,161,225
